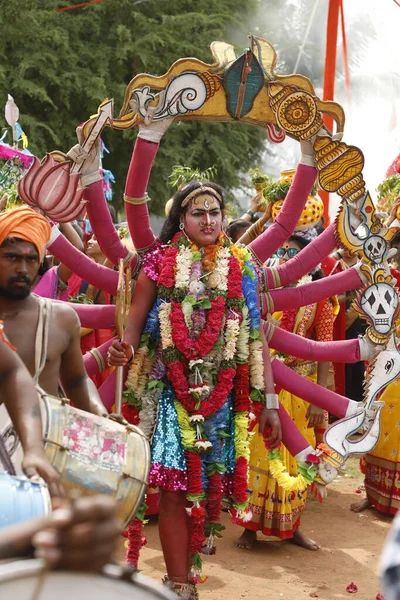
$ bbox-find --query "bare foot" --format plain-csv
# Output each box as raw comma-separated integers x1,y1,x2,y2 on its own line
290,528,321,551
234,529,256,550
350,497,372,513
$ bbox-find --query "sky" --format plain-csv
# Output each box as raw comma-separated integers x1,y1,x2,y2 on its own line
261,0,400,221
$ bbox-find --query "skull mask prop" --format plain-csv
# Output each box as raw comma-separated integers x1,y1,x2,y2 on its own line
363,235,387,264
360,283,399,335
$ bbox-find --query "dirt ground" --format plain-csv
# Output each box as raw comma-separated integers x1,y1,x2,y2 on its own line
117,458,392,599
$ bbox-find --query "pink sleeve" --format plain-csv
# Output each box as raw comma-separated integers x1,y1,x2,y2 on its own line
249,164,317,262
83,336,116,377
68,303,116,329
48,233,118,295
265,223,337,288
124,137,159,251
268,267,362,311
272,359,350,419
98,367,129,412
262,330,275,395
84,181,131,267
278,402,312,457
266,321,360,362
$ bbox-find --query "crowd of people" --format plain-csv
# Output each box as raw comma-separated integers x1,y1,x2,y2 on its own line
0,107,399,600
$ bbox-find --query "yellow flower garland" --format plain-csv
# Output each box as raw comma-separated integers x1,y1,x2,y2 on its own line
268,455,310,493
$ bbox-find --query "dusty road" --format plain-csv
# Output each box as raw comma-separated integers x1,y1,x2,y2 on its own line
117,459,392,599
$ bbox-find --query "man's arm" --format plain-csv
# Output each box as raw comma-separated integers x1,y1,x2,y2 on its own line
0,328,62,495
58,307,107,417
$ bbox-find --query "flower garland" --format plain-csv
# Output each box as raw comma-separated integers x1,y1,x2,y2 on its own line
264,441,320,492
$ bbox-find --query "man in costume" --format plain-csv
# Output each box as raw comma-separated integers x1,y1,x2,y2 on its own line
0,206,108,420
0,321,61,495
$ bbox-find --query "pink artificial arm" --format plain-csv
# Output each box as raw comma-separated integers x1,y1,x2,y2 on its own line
249,164,317,263
48,233,118,295
83,336,117,377
265,321,361,363
68,302,116,329
124,137,159,251
84,181,132,267
262,329,276,394
265,223,337,289
267,267,362,312
272,359,350,419
278,403,313,457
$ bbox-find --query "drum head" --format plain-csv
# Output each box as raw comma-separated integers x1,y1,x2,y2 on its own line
0,560,176,599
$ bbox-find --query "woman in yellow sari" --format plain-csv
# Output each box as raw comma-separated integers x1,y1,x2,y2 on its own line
236,229,338,550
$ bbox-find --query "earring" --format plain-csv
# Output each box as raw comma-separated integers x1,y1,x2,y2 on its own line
179,223,185,231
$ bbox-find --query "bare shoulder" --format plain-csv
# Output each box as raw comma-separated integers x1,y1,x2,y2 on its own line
50,301,80,327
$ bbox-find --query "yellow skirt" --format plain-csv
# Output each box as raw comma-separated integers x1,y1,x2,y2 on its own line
245,374,326,539
363,378,400,514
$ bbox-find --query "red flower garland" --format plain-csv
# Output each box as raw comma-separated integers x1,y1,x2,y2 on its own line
157,246,179,289
167,359,236,418
227,256,244,299
126,517,147,568
170,297,225,360
233,363,250,413
232,456,249,504
185,451,204,497
206,472,223,523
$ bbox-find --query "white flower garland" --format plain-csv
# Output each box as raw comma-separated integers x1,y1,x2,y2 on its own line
236,305,250,361
175,245,192,289
224,315,241,361
214,247,230,292
249,339,264,389
159,302,173,349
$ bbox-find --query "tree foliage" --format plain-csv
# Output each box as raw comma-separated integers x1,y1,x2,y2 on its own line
0,0,268,214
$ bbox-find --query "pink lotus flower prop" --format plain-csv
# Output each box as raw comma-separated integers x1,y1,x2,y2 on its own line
18,154,86,222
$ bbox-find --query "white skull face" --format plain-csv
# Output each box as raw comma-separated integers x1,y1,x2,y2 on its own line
360,283,399,334
363,235,387,264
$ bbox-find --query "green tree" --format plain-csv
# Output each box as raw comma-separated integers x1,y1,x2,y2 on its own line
0,0,269,214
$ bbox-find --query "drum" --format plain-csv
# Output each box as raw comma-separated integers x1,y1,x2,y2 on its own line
0,396,150,528
0,473,51,529
0,560,176,599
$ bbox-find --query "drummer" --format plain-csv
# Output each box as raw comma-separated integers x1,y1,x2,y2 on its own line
0,322,61,496
0,207,108,420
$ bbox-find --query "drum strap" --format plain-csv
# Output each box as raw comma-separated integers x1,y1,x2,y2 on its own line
0,432,16,475
33,297,52,385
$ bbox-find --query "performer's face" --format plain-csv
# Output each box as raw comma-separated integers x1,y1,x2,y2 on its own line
181,195,222,247
0,239,38,299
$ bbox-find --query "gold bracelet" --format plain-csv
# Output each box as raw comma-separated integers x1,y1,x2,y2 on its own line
124,193,149,205
89,348,106,373
263,291,275,315
263,320,275,344
123,249,136,267
269,265,282,289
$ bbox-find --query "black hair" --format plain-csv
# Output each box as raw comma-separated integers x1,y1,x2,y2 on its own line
158,180,225,244
391,230,400,247
0,237,39,255
226,218,251,243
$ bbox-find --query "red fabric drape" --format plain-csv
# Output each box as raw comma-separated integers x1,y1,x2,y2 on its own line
321,0,341,226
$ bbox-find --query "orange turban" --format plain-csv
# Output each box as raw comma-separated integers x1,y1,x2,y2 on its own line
0,206,51,259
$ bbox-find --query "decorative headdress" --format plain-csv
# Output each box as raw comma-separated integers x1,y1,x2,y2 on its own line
180,186,222,209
